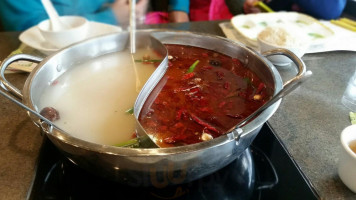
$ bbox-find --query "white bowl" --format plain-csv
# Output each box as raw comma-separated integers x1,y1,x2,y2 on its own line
257,26,309,66
38,16,89,49
338,124,356,193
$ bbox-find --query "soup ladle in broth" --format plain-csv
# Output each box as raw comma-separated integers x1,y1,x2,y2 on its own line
129,0,143,93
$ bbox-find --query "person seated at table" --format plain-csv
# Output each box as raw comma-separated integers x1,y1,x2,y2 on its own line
145,0,245,24
0,0,149,31
146,0,347,25
243,0,347,20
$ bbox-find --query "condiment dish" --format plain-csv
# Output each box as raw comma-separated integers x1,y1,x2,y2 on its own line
38,16,89,49
338,124,356,193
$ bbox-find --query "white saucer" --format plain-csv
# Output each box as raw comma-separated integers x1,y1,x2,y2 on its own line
19,21,122,55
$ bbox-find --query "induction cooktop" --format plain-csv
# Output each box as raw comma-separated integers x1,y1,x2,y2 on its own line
27,122,320,200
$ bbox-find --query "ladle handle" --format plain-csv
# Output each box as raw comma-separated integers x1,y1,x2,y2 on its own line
233,48,312,140
0,54,42,99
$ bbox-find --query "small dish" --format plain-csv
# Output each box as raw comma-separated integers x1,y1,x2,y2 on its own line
257,26,309,66
338,124,356,193
19,21,122,55
231,12,334,49
38,16,89,49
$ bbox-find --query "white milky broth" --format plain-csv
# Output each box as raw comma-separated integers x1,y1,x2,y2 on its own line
38,49,159,145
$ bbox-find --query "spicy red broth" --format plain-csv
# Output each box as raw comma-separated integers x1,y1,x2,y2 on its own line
138,44,272,147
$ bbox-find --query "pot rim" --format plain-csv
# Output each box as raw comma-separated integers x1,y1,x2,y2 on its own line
22,29,282,156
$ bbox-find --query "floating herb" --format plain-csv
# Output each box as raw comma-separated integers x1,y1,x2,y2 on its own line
113,138,140,148
243,77,252,85
296,20,308,25
259,21,267,27
242,25,250,29
350,112,356,125
308,33,324,38
187,60,200,73
125,107,134,114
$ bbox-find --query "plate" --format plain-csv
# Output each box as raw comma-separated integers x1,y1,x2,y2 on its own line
231,12,334,48
19,21,122,55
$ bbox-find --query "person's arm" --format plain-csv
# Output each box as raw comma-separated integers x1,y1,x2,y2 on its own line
0,0,48,31
293,0,347,19
168,0,190,22
0,0,119,31
56,0,118,25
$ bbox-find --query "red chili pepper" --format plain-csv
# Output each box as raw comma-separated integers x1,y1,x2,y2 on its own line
232,58,243,67
202,66,213,71
216,71,225,80
226,113,243,119
176,109,187,120
182,72,195,80
174,122,184,129
190,113,220,133
224,81,230,90
256,83,266,94
218,101,226,108
199,107,213,113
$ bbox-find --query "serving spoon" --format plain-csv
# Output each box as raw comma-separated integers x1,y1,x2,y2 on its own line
40,0,69,31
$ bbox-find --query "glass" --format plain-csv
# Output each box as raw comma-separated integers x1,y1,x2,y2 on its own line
342,70,356,111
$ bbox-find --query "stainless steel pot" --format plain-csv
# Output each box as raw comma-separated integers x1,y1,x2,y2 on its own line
0,30,309,187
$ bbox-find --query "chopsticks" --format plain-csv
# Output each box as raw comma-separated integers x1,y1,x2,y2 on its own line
253,1,274,13
331,18,356,32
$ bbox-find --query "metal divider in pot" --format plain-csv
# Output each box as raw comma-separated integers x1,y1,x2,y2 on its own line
0,30,310,187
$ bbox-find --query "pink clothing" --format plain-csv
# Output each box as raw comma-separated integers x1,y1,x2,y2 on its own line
145,0,233,24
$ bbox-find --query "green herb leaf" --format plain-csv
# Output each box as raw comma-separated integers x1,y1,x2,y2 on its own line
350,112,356,125
113,138,140,148
187,60,200,73
243,77,252,85
308,33,324,38
242,25,250,29
125,107,134,114
296,20,307,25
259,21,267,27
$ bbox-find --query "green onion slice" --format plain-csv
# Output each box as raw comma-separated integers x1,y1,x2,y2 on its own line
187,60,200,73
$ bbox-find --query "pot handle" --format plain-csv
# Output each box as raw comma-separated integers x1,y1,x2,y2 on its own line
261,48,306,88
0,86,67,136
0,54,42,99
233,48,312,141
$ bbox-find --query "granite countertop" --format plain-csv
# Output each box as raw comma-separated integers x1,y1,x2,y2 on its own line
1,21,356,199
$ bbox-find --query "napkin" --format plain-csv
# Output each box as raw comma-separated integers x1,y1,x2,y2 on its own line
1,43,43,74
219,21,356,53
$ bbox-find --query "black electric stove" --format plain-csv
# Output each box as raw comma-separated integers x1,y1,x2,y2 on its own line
27,123,320,200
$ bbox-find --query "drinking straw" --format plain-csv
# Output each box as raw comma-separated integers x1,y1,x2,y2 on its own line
331,20,356,32
340,18,356,27
254,1,274,13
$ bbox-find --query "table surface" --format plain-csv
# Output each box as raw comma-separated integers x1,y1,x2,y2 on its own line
1,20,356,200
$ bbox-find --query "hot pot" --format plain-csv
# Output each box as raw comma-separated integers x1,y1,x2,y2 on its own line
0,30,309,187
